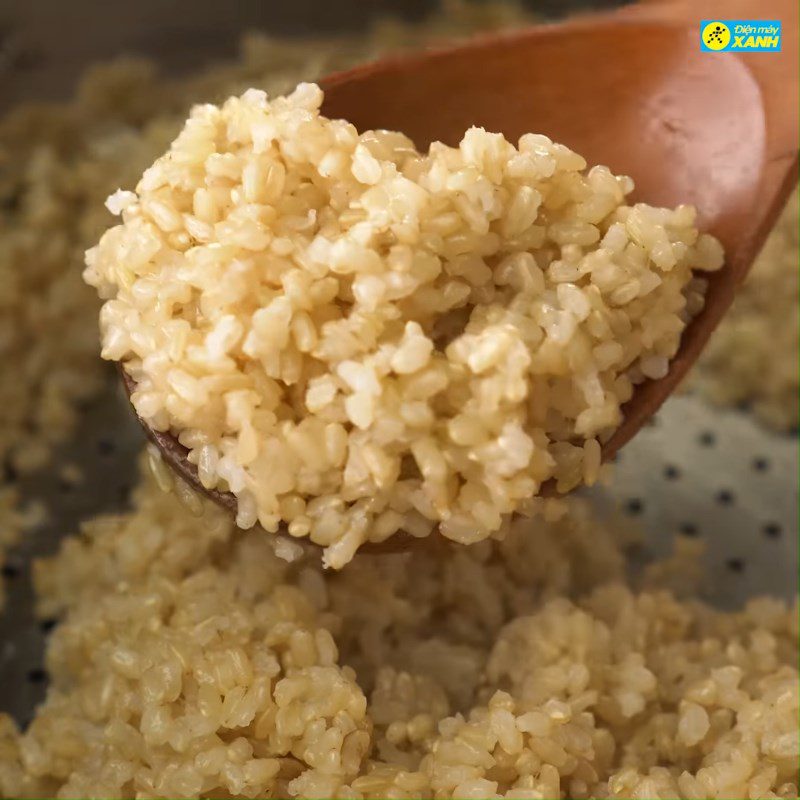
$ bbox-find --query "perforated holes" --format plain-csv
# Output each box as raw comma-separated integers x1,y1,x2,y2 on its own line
679,522,699,538
715,489,735,506
0,562,20,579
25,668,47,685
698,430,716,447
763,522,782,539
625,498,644,516
663,464,681,480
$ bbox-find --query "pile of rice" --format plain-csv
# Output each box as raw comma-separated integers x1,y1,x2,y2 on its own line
84,84,721,565
691,188,799,430
0,469,796,799
0,0,529,599
0,4,796,798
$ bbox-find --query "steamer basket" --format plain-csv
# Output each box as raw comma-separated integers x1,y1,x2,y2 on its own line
0,0,796,730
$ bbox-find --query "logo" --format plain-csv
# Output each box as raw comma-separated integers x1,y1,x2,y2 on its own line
702,21,731,50
700,20,782,52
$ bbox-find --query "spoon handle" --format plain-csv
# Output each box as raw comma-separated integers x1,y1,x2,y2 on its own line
630,1,797,136
631,2,797,129
628,0,798,277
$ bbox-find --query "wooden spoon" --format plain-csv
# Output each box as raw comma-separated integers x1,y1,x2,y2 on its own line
122,0,798,550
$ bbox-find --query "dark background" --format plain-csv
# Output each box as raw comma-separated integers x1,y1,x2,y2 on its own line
0,0,627,112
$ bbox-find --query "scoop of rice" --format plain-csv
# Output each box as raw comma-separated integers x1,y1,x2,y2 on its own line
84,83,723,566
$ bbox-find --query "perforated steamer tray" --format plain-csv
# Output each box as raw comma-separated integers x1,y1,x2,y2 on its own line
0,377,796,727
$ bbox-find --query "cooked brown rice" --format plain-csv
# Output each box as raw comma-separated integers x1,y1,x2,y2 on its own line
0,0,532,599
0,468,796,799
84,85,722,565
0,3,797,797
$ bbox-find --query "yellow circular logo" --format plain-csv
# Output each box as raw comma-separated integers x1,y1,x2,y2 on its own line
702,21,731,50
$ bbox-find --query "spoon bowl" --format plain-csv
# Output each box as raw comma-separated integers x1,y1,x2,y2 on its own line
122,0,798,549
320,1,797,462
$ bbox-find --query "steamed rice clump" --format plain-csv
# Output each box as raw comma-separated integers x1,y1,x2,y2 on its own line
84,84,723,565
0,0,530,620
0,469,796,799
